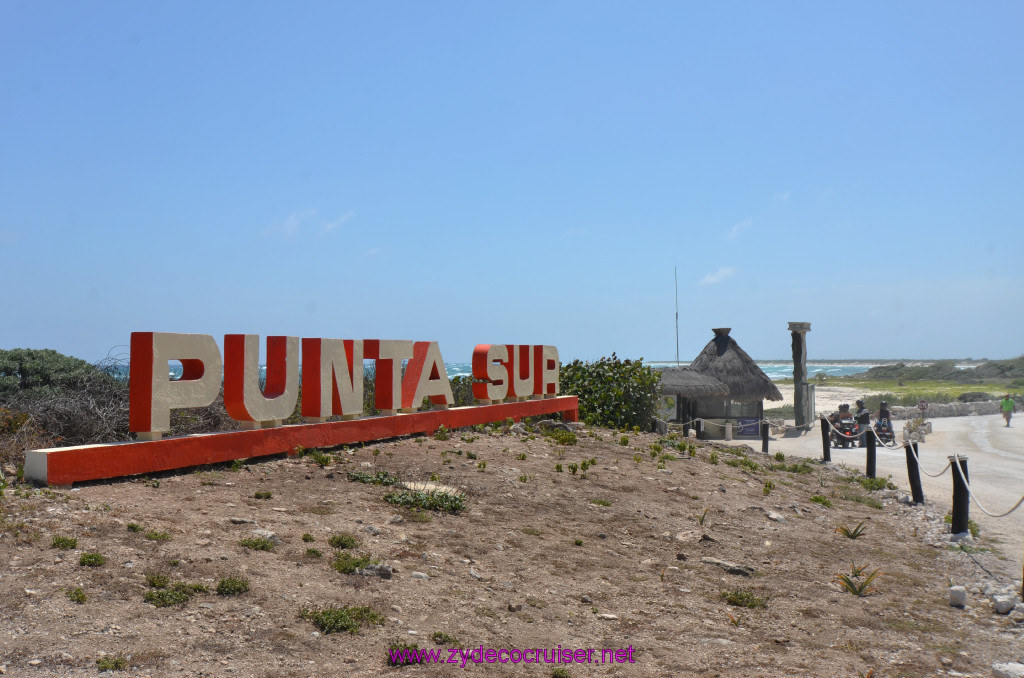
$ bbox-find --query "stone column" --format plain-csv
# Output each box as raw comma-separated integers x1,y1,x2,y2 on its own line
789,322,811,428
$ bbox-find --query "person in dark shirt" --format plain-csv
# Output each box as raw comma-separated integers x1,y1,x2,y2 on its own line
855,399,871,447
877,401,891,426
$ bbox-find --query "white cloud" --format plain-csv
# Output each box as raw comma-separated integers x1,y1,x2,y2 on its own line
361,247,384,259
698,266,736,286
774,190,792,202
728,219,752,239
261,208,317,238
321,211,354,235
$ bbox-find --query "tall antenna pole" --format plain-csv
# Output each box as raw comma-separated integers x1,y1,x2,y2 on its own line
674,266,680,366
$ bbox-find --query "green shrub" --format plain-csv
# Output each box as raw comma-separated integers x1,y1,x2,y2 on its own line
328,533,360,549
145,530,171,541
216,575,250,596
96,654,129,671
558,354,661,429
306,547,323,558
384,490,464,513
720,589,767,609
331,551,376,574
254,491,272,499
51,534,77,550
432,631,460,645
239,537,275,551
302,533,315,542
546,430,577,446
144,587,191,607
145,573,170,588
810,495,833,508
79,552,106,567
66,587,87,604
301,605,384,634
346,471,398,486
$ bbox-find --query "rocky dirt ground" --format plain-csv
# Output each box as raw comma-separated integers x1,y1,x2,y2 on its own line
1,421,1023,677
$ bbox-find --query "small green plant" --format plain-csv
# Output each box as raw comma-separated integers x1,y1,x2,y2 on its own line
552,668,571,678
477,461,486,472
254,491,272,499
127,523,144,533
574,539,583,546
432,631,459,645
547,429,577,446
836,563,881,597
589,498,611,507
763,480,774,496
632,453,643,465
429,472,440,482
555,463,563,473
387,640,422,665
942,513,981,538
302,533,315,542
433,425,450,441
697,508,710,527
619,435,629,446
96,654,129,671
216,575,250,596
328,533,360,549
836,520,868,539
331,551,376,574
568,463,578,475
308,451,332,467
146,572,170,588
168,559,180,567
300,605,384,634
144,478,161,488
726,611,743,627
66,586,87,604
79,552,106,567
720,590,767,609
384,490,465,513
306,547,323,558
854,475,897,492
522,527,542,536
51,534,77,550
145,530,171,541
516,453,527,461
518,474,529,483
144,587,192,607
229,458,245,471
346,471,398,486
466,451,478,460
708,451,719,465
810,495,833,508
239,537,275,551
774,452,785,462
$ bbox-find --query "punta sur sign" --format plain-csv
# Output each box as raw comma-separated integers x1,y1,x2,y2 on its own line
25,333,579,486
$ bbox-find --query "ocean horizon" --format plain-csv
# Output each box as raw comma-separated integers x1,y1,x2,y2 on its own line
145,359,980,383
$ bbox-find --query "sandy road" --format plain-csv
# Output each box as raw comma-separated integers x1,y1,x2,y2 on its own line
767,413,1024,573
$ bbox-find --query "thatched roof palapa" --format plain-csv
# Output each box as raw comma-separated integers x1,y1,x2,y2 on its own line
688,328,783,402
658,367,730,399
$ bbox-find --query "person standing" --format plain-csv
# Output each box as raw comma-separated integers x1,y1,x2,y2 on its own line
855,399,871,447
1001,394,1015,427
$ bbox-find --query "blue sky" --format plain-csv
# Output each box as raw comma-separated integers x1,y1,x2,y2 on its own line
2,2,1021,364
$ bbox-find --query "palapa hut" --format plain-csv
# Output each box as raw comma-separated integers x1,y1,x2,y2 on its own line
661,327,783,439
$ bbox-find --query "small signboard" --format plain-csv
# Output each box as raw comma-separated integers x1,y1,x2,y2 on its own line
737,417,760,436
918,399,928,411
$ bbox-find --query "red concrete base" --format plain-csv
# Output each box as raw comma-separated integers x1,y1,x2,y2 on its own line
25,396,579,486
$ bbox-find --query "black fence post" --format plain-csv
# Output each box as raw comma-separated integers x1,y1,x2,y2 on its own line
865,427,876,478
820,418,831,463
949,455,970,535
905,443,924,504
761,421,769,454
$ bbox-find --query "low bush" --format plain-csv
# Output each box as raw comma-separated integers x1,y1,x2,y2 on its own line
558,354,661,430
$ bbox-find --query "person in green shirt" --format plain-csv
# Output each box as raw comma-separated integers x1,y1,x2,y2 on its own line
1001,395,1015,427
